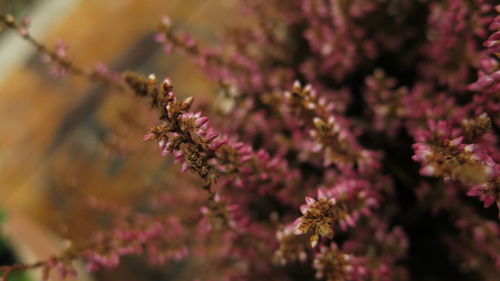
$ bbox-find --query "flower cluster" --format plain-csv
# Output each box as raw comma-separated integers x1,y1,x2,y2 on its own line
313,243,353,281
293,179,380,248
484,6,500,54
312,235,407,281
1,1,500,280
273,224,307,265
277,81,369,168
411,116,499,216
293,190,339,247
363,69,407,136
124,72,293,196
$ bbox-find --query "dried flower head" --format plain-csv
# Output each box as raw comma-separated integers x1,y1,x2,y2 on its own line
313,244,353,281
294,190,338,247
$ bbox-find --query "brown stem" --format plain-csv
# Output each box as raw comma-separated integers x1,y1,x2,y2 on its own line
0,14,122,89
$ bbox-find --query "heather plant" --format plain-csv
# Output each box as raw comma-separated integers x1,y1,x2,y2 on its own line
0,0,499,280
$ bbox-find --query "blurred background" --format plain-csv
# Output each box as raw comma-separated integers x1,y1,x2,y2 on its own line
0,0,239,280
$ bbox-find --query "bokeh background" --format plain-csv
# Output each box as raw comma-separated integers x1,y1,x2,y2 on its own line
0,0,239,280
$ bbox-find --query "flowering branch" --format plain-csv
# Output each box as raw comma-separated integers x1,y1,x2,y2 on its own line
1,1,499,280
0,14,122,86
123,72,290,194
279,81,379,170
0,201,188,281
292,180,379,248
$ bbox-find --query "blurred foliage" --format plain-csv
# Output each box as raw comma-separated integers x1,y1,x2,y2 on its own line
0,210,31,281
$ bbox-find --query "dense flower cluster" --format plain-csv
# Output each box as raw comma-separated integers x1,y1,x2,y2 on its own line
124,72,294,196
1,1,500,280
293,182,379,248
274,81,378,169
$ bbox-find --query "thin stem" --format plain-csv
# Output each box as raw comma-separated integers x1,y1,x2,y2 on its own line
0,14,122,89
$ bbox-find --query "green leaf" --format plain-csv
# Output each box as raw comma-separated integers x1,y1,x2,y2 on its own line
8,271,32,281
